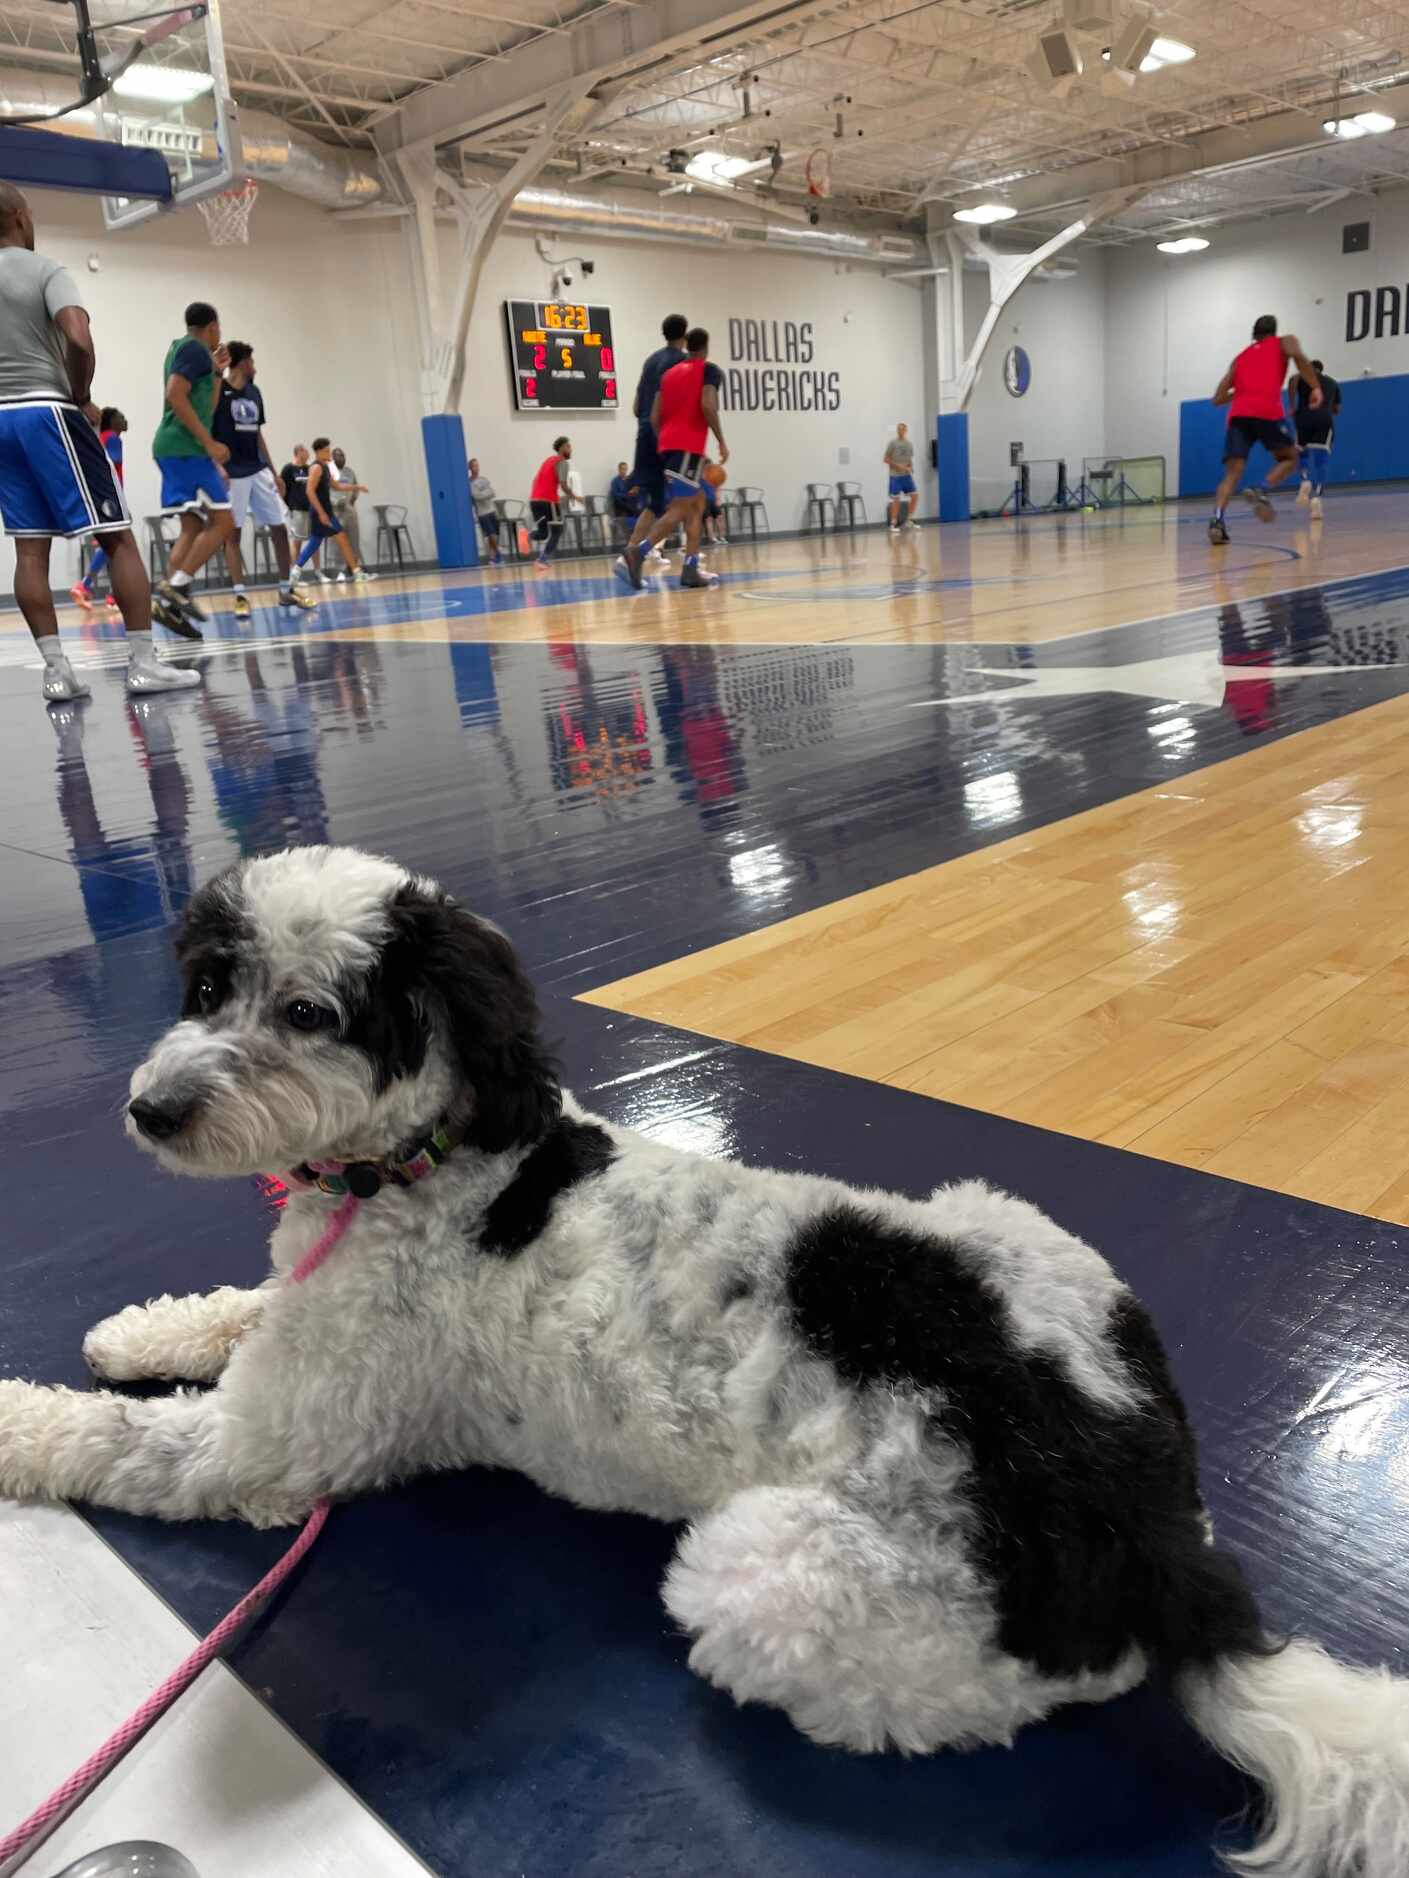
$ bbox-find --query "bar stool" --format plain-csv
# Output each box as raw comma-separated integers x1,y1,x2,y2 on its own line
373,504,416,571
836,481,867,529
805,483,836,532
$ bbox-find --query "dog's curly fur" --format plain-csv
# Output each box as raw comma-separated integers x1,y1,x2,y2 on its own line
5,844,1409,1878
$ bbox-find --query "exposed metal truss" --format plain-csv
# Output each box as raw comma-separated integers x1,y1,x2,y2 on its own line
4,0,1409,237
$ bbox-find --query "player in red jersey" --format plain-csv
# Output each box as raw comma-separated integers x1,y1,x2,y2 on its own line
1208,315,1321,544
617,328,727,591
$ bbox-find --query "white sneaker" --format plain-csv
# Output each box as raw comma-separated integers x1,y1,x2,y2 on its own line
352,568,378,584
42,654,90,704
127,652,202,693
315,570,334,585
333,572,346,583
907,518,921,530
1296,480,1311,507
889,525,900,535
1310,495,1324,520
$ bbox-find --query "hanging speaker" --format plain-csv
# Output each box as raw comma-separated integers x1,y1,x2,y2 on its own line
1026,29,1083,94
1063,0,1114,29
1109,18,1158,74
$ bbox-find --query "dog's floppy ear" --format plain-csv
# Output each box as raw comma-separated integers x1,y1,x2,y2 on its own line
383,884,561,1152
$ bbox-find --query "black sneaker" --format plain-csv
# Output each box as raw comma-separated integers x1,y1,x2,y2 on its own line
680,562,718,590
152,585,205,640
1207,517,1229,545
157,578,208,625
614,547,643,592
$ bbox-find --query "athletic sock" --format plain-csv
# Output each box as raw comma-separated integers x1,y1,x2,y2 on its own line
169,569,192,591
126,629,154,660
233,584,247,596
36,633,67,669
684,553,699,568
1212,507,1224,522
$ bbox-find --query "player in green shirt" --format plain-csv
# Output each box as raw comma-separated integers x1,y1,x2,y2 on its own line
150,299,237,637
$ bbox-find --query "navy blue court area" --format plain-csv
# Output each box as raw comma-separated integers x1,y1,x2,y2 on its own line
6,562,1409,1875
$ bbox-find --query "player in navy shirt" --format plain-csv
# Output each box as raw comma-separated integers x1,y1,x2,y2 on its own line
211,341,313,618
618,312,688,564
70,407,126,611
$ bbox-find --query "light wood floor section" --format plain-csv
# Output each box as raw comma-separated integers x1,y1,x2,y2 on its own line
585,691,1409,1225
316,503,1409,648
9,495,1395,658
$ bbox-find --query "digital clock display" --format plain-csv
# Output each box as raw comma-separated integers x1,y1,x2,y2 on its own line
505,299,619,412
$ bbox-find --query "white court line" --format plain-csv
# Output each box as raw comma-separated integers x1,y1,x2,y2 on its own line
1,1501,431,1878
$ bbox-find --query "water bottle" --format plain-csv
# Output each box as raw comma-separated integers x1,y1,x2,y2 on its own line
49,1847,200,1878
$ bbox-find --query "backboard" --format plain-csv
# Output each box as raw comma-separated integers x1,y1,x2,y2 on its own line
95,0,242,231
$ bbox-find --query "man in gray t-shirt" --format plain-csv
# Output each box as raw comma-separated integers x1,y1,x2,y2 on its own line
0,181,199,702
885,422,919,531
468,456,502,565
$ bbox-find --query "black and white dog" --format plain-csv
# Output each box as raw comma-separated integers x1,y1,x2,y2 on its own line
3,845,1406,1878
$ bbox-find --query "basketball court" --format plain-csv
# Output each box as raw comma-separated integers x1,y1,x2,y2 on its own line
5,1,1409,1873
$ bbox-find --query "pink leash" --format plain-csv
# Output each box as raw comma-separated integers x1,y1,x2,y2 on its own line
0,1191,361,1874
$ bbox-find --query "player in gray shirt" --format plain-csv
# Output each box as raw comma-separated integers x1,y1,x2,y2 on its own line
885,423,919,532
468,456,502,565
0,182,199,701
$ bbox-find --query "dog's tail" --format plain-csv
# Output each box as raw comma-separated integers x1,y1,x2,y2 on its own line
1159,1535,1409,1877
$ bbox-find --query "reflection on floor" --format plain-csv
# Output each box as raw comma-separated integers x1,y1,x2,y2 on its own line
6,507,1409,1877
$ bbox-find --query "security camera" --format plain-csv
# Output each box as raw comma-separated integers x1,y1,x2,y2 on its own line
808,205,821,226
582,260,595,276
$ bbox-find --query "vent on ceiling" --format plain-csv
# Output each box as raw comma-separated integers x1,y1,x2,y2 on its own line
1343,220,1371,254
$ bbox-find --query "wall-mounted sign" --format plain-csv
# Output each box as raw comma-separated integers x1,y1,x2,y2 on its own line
721,317,841,413
1003,346,1031,397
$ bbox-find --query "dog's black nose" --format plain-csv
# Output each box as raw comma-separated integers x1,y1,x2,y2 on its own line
128,1096,190,1141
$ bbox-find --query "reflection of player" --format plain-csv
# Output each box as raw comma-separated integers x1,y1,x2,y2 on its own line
618,328,726,591
1208,315,1320,544
71,406,125,612
151,299,238,636
213,343,315,618
1291,359,1340,520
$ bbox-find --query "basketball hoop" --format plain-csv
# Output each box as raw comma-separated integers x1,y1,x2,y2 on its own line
804,148,832,199
194,176,258,245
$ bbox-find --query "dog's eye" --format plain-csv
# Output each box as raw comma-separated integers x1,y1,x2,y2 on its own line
195,977,219,1015
286,999,335,1034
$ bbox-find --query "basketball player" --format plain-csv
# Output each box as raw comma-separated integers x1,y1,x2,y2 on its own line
529,436,572,567
0,182,199,701
1291,358,1341,519
619,313,689,570
71,406,125,611
618,327,727,591
885,422,919,530
212,343,314,618
151,300,239,635
291,437,375,583
1208,315,1321,544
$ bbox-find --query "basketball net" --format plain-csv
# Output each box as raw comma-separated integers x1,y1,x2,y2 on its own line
195,177,258,245
804,149,832,199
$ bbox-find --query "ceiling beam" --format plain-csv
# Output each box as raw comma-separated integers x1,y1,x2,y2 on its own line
998,80,1409,222
375,0,848,155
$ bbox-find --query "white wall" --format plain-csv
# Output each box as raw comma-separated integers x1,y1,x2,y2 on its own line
455,227,929,531
7,185,424,594
1103,195,1409,472
962,251,1109,511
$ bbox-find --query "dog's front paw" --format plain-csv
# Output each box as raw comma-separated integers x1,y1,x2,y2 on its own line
84,1301,164,1382
0,1379,77,1502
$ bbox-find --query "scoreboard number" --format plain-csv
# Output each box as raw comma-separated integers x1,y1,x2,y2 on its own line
505,299,620,412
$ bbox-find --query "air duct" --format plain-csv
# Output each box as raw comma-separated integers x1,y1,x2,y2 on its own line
0,73,916,264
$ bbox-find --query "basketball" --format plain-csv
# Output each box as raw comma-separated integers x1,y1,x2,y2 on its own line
703,460,728,489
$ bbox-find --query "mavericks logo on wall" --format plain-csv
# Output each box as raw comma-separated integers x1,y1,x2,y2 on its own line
721,318,841,412
1346,286,1409,341
1003,346,1031,397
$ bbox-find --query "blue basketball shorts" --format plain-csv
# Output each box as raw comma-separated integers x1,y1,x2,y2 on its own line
0,398,131,538
158,454,232,513
888,472,917,497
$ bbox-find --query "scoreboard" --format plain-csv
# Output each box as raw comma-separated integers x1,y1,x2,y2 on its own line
505,300,619,412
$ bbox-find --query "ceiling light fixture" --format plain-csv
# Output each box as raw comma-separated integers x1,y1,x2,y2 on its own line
1157,236,1210,253
1323,111,1396,139
954,201,1017,224
1140,35,1196,72
684,149,754,183
111,64,214,104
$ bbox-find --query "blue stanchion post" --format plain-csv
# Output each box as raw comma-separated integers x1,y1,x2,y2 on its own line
421,413,479,569
937,412,970,524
